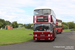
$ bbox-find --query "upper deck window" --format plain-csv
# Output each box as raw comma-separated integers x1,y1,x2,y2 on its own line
56,20,62,22
34,9,51,15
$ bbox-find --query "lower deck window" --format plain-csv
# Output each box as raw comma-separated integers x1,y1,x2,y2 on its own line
34,23,53,31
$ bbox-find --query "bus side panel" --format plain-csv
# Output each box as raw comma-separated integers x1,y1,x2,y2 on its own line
51,15,56,38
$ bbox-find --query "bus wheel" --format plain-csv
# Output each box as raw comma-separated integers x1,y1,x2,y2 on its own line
55,37,56,38
52,37,55,41
60,32,62,34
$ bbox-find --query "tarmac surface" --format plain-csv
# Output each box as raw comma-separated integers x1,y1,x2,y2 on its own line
0,31,75,50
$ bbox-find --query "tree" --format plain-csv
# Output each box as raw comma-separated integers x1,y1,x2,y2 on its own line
12,21,18,28
0,19,6,28
0,22,3,28
68,22,75,29
62,22,68,26
5,21,11,25
24,24,33,29
63,24,68,29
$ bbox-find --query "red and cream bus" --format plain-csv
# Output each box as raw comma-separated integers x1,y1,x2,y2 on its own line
33,7,56,41
56,19,63,34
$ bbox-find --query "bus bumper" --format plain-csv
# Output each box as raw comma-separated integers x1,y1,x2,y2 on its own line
33,36,53,41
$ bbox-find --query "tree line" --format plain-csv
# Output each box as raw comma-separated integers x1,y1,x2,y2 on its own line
0,18,75,30
62,22,75,29
0,19,18,28
25,22,75,30
0,18,32,29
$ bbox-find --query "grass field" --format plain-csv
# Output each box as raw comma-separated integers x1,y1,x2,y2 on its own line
0,27,72,46
0,28,33,46
63,29,71,32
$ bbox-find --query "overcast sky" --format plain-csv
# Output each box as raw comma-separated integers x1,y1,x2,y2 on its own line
0,0,75,24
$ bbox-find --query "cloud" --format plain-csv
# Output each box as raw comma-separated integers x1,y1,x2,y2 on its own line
0,0,44,7
0,0,75,24
42,0,75,22
0,0,43,24
0,7,26,24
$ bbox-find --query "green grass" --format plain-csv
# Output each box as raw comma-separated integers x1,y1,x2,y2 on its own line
0,28,33,46
0,27,72,46
63,29,71,32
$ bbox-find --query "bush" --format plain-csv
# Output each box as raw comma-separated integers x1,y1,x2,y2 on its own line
24,24,33,29
63,25,68,30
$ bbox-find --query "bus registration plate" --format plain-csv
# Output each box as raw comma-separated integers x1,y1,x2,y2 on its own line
40,39,45,40
40,34,45,36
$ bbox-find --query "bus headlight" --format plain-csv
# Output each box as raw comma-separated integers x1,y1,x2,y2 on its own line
48,38,50,40
48,34,50,36
35,34,37,37
35,38,37,40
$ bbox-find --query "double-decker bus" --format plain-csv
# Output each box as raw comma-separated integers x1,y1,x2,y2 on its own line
56,19,63,34
33,7,56,41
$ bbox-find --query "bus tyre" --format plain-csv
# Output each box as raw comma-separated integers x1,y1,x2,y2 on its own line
60,32,61,34
52,37,55,41
60,32,62,34
55,37,56,38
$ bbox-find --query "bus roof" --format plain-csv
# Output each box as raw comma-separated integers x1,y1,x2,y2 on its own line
56,19,62,21
34,7,52,10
